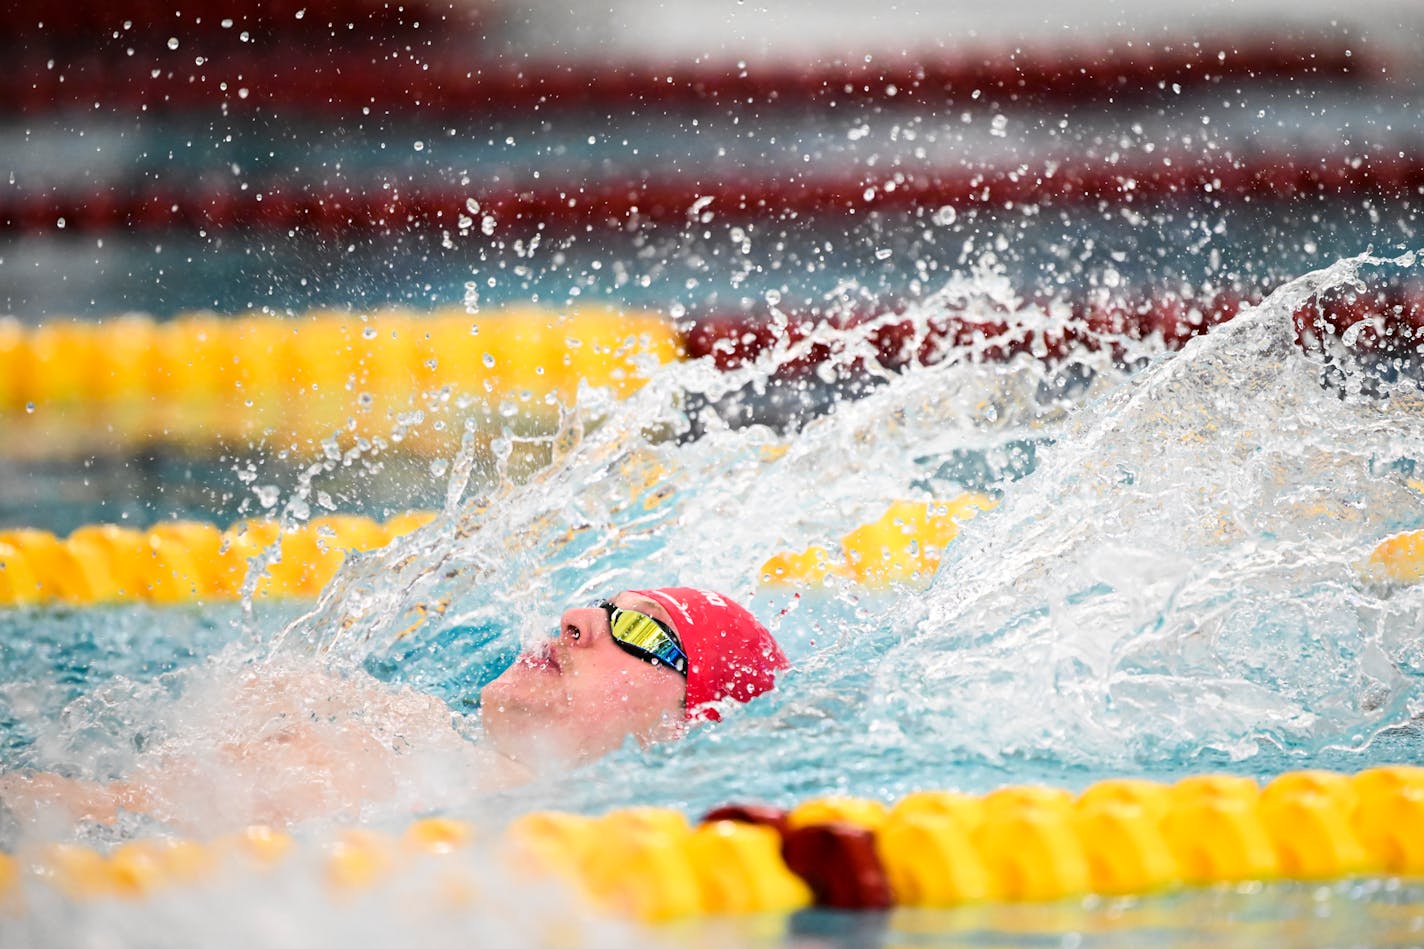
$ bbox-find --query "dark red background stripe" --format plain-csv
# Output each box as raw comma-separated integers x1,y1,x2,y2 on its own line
3,38,1369,117
7,151,1422,235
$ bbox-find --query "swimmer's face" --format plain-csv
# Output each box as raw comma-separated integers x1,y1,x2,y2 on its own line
480,591,688,767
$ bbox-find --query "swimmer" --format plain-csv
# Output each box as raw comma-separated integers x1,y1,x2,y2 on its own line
0,587,787,831
483,587,787,765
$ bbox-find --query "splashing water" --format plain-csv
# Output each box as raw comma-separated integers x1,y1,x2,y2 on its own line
882,252,1424,771
217,249,1419,817
4,251,1423,843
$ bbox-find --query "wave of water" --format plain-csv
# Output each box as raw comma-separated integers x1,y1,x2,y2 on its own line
220,249,1420,818
886,253,1424,770
4,252,1423,844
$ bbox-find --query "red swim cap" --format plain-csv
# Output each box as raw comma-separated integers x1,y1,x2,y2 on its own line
632,587,789,721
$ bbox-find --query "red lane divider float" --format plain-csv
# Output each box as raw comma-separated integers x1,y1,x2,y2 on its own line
688,284,1424,378
3,37,1369,117
7,151,1424,236
686,292,1252,374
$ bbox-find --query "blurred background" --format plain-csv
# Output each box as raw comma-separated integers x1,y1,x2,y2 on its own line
3,0,1423,528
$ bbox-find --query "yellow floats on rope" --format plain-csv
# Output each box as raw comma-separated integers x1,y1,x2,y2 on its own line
760,498,1424,593
0,306,680,455
1365,529,1424,585
759,494,998,589
4,767,1424,918
2,505,1420,607
0,512,436,606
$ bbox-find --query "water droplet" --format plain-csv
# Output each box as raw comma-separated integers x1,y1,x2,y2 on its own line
430,458,449,477
255,485,281,508
875,248,893,261
413,141,425,152
362,326,377,340
24,402,35,414
167,37,179,50
933,205,957,226
482,353,496,368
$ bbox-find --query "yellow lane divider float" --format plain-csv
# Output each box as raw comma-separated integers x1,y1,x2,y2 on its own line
3,768,1424,918
758,498,1424,593
0,306,679,454
0,512,435,606
1,504,1420,607
759,494,998,588
1366,529,1424,585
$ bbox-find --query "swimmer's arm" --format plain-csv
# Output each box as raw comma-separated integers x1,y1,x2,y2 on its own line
0,769,150,825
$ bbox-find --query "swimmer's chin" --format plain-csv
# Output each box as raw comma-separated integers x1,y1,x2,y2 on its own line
485,713,689,775
486,729,587,775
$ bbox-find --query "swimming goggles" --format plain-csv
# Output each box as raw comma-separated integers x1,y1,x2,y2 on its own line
596,599,689,676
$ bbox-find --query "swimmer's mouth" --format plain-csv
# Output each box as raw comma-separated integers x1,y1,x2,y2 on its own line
519,645,561,673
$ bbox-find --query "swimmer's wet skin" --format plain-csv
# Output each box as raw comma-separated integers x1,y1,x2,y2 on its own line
481,587,789,767
0,588,788,832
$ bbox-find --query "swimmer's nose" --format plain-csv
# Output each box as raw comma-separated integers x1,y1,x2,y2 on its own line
558,605,609,647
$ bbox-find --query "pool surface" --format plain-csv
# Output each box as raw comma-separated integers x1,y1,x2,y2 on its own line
4,1,1424,945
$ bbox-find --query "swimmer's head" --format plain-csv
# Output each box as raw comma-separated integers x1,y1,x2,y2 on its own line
629,587,788,721
480,588,788,766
